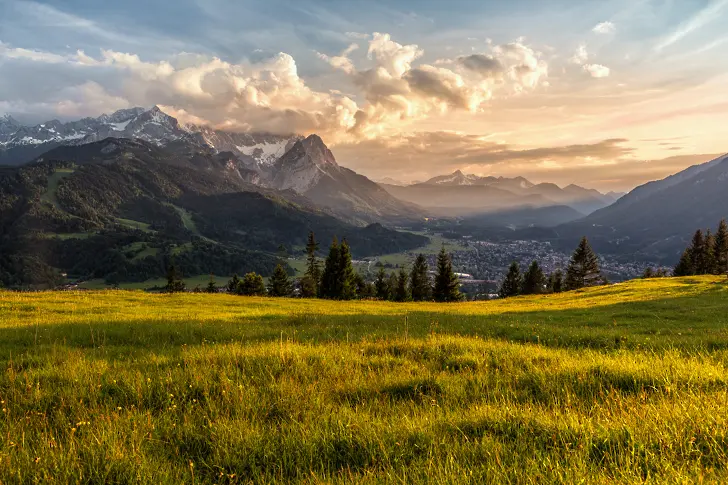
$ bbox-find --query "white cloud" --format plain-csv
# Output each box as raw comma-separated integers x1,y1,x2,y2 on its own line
0,33,550,142
592,22,616,34
655,0,728,52
584,64,611,78
570,44,589,64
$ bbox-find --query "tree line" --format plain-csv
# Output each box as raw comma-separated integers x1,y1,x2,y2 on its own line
674,219,728,277
498,236,608,298
166,231,464,302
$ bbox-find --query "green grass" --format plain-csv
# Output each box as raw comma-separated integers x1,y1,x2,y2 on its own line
40,168,75,208
1,277,728,483
373,232,472,268
79,274,229,290
116,218,153,232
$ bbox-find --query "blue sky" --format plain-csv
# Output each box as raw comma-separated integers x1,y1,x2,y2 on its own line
1,0,727,189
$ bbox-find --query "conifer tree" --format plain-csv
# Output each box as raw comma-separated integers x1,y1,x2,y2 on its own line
433,246,462,302
703,230,717,274
409,254,432,301
165,264,186,293
206,274,217,293
354,273,373,298
688,230,705,275
673,248,694,277
268,264,292,297
375,267,389,300
386,272,399,301
301,231,321,297
240,272,266,296
320,237,341,298
547,270,564,293
227,274,242,294
499,261,522,298
564,237,603,290
715,219,728,275
521,261,546,295
394,268,411,302
338,239,357,300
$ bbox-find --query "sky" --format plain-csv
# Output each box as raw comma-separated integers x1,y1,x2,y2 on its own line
0,0,727,191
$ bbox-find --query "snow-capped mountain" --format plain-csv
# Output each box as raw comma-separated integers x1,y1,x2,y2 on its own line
0,106,299,168
0,107,421,224
0,114,22,137
422,170,535,190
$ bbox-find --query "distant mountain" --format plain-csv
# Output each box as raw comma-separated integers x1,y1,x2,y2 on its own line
383,169,612,220
376,177,409,186
605,191,625,202
0,106,301,169
271,135,422,224
0,107,424,224
463,204,585,229
552,153,728,262
0,138,428,287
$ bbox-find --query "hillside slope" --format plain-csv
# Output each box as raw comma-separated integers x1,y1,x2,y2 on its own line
0,277,726,483
0,138,427,287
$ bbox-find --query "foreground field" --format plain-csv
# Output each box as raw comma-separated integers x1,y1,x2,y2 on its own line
1,277,727,483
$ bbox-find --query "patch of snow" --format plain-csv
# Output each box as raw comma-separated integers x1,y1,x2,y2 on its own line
236,140,290,165
20,136,44,145
109,120,131,131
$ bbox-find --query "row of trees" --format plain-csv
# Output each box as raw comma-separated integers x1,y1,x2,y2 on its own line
674,220,728,277
170,232,464,302
499,237,605,298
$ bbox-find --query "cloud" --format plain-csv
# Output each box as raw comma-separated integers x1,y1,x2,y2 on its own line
334,132,721,191
334,131,634,176
456,54,503,76
592,22,616,34
584,64,610,78
654,0,728,52
570,44,589,65
345,32,370,39
317,33,549,137
0,42,361,138
1,32,549,142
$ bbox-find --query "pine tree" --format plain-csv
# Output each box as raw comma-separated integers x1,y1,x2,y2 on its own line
374,268,389,300
688,230,705,275
393,268,411,302
268,264,292,297
386,272,399,301
521,261,546,295
354,273,373,298
715,219,728,275
338,240,357,300
240,272,266,296
499,261,522,298
564,237,603,290
165,264,185,293
673,248,694,277
227,274,242,294
433,246,462,302
409,254,432,301
301,231,321,297
703,230,717,274
547,270,564,293
206,274,217,293
320,237,341,298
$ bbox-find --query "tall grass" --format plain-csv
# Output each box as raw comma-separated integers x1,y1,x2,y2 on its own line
0,277,727,483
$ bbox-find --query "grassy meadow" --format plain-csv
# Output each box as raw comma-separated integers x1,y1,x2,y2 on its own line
1,277,727,483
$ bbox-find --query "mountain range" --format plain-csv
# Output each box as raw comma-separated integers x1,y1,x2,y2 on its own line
0,135,428,288
546,153,728,261
381,169,621,221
